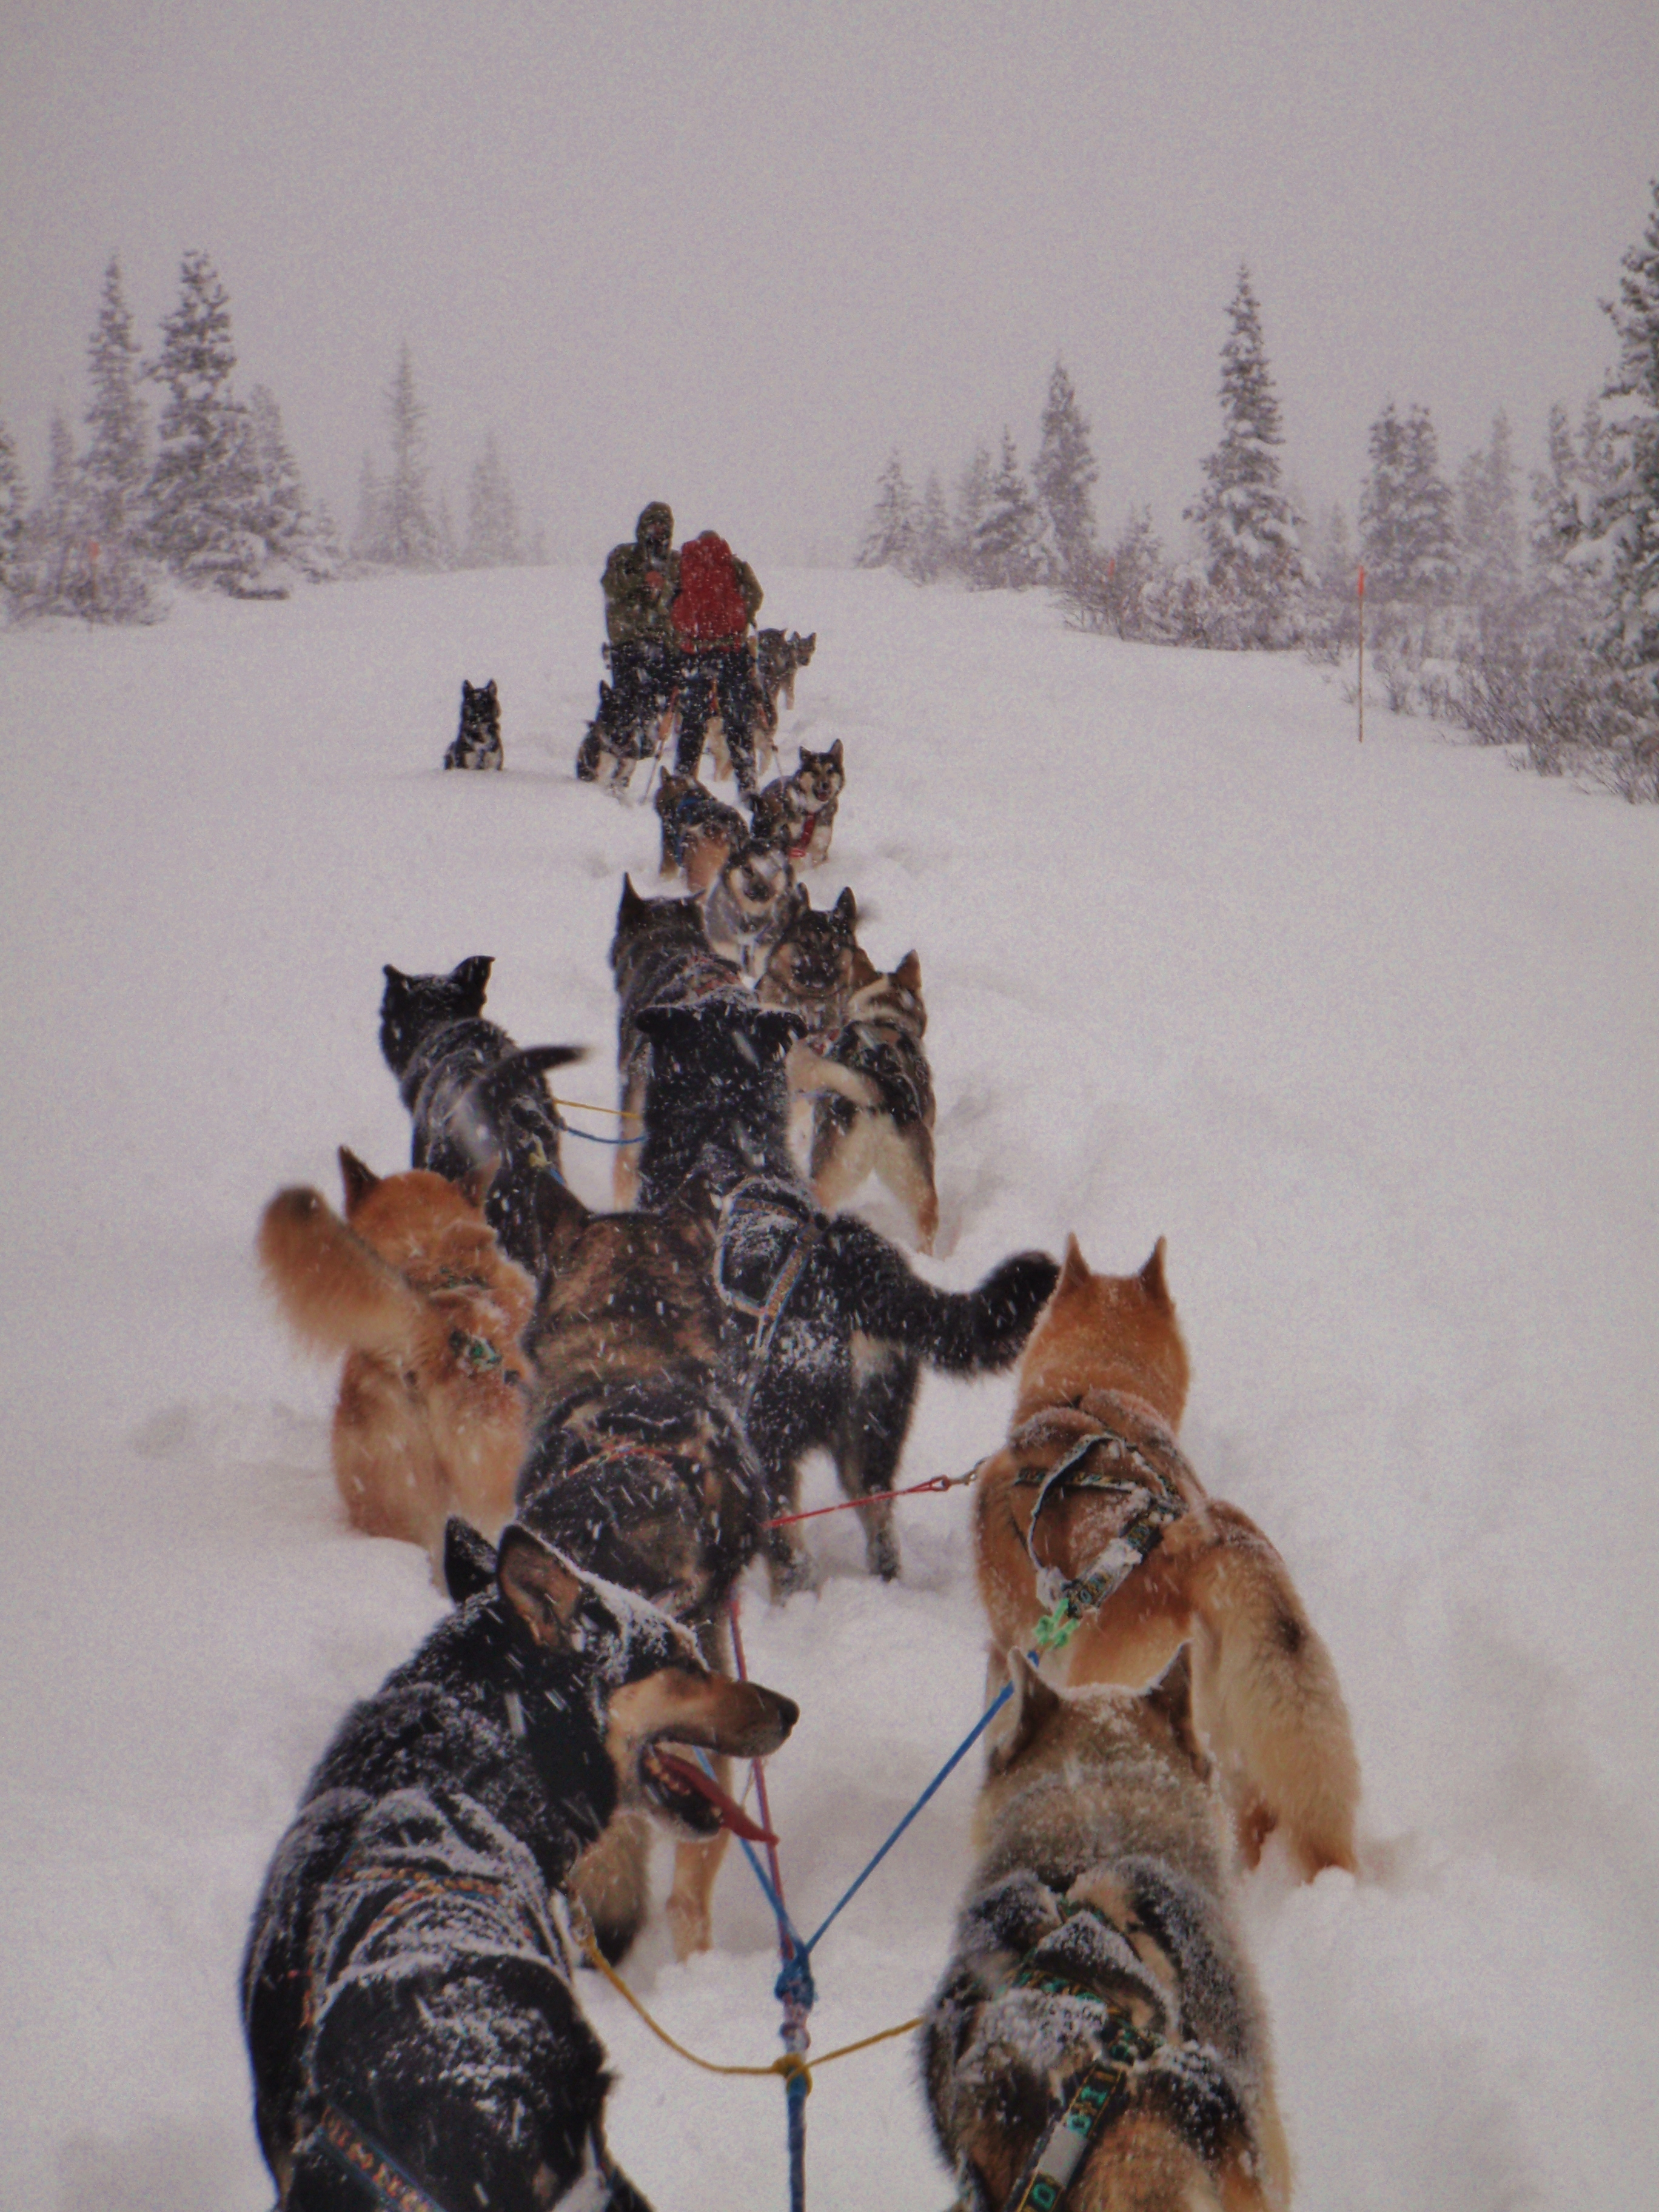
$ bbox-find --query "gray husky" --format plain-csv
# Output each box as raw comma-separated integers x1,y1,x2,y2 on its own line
922,1651,1291,2211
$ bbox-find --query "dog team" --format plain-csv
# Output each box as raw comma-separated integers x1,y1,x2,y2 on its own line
248,520,1362,2212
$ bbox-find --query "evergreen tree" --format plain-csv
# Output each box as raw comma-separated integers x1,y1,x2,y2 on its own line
973,429,1042,589
1457,411,1521,609
858,449,917,573
1398,404,1459,600
0,416,28,602
913,471,952,583
143,250,263,591
1184,267,1307,626
464,432,523,567
1531,399,1616,577
80,255,148,551
1590,176,1659,673
1031,360,1099,585
246,384,312,570
953,444,994,581
352,452,385,563
1361,398,1456,601
378,345,440,569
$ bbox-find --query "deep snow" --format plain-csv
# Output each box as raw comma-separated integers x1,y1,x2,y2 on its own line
1,566,1655,2211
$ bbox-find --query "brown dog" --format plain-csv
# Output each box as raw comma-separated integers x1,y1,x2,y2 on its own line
258,1149,534,1559
973,1236,1359,1880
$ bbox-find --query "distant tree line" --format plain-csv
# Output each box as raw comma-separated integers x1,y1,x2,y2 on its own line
1,256,542,625
859,186,1659,800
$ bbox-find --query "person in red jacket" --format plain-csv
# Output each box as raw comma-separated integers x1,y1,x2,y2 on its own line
670,531,764,799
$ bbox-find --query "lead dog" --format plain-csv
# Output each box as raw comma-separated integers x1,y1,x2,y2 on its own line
258,1149,534,1558
243,1520,797,2212
973,1238,1359,1880
922,1651,1290,2211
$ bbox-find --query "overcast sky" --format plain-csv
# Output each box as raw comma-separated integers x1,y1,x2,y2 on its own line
2,1,1655,568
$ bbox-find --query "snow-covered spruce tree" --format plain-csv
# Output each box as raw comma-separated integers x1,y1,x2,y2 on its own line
1531,400,1614,578
858,449,918,574
0,415,29,608
973,429,1042,589
1360,398,1456,606
352,452,385,564
1592,176,1659,683
913,471,951,583
953,444,994,583
142,251,264,592
1458,411,1521,619
464,432,523,568
1184,267,1308,643
11,414,87,616
378,346,441,569
246,384,317,577
76,255,163,620
1031,360,1099,586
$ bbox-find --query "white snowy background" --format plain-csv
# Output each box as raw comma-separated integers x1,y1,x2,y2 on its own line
2,568,1656,2208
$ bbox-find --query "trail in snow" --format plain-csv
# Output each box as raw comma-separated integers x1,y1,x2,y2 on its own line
1,568,1655,2210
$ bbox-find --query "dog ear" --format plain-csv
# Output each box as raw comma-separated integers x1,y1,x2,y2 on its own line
831,887,857,928
338,1147,380,1214
451,955,494,1010
617,874,646,924
461,680,474,702
827,737,843,766
894,950,921,991
497,1524,587,1648
382,963,407,989
484,679,497,699
457,1159,498,1210
1143,1644,1207,1774
1058,1233,1091,1292
987,1649,1061,1777
443,1517,499,1604
849,944,880,990
1139,1236,1172,1310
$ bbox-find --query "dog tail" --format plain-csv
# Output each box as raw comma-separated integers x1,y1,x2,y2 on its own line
1184,1501,1362,1877
258,1187,422,1358
825,1225,1059,1373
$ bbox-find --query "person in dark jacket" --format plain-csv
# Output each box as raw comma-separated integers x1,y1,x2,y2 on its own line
670,531,764,799
576,502,679,780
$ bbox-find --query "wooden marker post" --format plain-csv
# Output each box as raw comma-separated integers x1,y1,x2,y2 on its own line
1356,564,1366,744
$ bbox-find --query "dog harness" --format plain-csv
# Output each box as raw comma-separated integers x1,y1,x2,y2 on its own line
712,1175,826,1407
953,1899,1252,2212
1013,1412,1191,1653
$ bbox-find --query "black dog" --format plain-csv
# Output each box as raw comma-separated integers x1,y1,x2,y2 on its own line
443,678,503,771
380,956,585,1281
243,1518,798,2212
623,953,1058,1590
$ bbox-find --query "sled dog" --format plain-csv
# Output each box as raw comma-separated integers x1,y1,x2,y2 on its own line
809,946,939,1251
380,955,585,1281
748,740,844,870
243,1519,796,2212
443,676,503,770
652,769,751,892
513,1174,771,1962
700,840,797,978
754,628,816,734
756,882,860,1036
923,1650,1290,2212
973,1237,1360,1880
259,1150,535,1558
623,960,1057,1590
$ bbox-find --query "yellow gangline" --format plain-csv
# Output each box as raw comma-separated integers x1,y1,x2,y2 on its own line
578,1931,922,2094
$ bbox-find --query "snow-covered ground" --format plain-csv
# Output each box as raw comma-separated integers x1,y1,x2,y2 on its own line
2,567,1655,2211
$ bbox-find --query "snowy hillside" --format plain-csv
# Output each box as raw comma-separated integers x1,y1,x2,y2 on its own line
2,568,1656,2211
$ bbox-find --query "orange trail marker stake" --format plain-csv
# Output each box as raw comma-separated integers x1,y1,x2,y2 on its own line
1357,564,1366,744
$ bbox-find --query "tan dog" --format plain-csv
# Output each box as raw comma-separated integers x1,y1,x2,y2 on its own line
258,1149,534,1558
922,1651,1291,2211
973,1236,1359,1880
